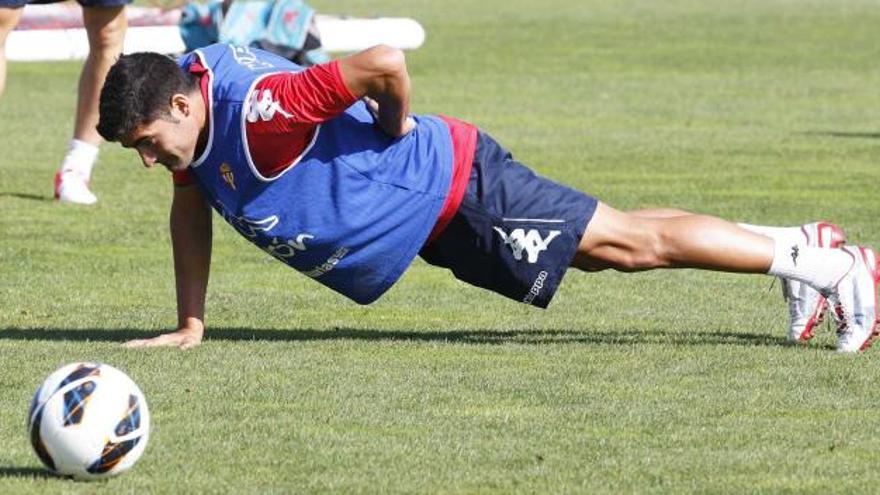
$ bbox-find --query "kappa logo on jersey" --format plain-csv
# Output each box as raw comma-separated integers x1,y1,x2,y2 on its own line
246,89,293,123
219,163,236,190
493,227,561,263
229,45,274,71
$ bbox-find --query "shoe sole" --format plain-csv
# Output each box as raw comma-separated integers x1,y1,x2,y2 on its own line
53,170,62,200
856,247,880,352
797,222,847,341
833,247,880,352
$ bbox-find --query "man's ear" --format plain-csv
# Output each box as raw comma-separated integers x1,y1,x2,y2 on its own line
170,93,192,117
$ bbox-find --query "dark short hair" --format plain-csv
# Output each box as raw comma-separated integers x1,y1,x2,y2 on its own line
97,52,199,142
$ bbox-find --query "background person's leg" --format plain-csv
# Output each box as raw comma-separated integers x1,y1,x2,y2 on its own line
55,4,127,204
76,5,126,148
0,6,24,99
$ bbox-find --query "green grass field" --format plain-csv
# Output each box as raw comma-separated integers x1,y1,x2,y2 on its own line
2,0,880,492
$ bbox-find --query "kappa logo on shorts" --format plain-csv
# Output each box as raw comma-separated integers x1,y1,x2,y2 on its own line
523,270,549,305
493,227,561,263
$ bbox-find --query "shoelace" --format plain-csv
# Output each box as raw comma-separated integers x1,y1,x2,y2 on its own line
833,303,848,335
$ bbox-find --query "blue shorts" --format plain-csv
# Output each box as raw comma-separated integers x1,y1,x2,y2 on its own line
419,131,598,308
1,0,129,8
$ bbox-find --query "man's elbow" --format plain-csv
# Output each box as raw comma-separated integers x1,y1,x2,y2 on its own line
341,45,408,97
367,44,406,77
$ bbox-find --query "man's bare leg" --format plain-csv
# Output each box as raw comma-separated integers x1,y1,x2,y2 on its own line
573,203,878,352
573,203,773,273
627,208,694,219
574,202,856,292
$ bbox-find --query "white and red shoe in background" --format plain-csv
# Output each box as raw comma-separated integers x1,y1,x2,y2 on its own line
54,170,97,205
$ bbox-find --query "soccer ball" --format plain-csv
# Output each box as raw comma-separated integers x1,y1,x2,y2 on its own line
27,362,151,480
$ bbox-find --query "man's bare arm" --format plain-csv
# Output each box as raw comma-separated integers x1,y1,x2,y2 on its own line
337,44,414,137
124,184,212,349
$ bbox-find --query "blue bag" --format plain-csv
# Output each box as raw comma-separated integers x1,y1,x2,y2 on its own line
179,0,328,65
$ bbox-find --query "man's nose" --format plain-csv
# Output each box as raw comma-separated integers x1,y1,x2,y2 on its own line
140,151,156,168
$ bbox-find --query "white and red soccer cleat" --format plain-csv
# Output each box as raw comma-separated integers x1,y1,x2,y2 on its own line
827,246,880,353
54,170,97,205
781,222,846,342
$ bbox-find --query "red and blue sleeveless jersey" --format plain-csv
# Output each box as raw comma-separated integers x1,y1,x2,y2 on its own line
178,44,456,304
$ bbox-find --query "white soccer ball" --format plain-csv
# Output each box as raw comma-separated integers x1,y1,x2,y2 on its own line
27,362,151,480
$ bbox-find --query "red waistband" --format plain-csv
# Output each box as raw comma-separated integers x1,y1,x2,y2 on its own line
426,116,478,244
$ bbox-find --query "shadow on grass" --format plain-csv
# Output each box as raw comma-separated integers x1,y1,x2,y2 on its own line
799,131,880,140
0,192,52,202
0,326,805,349
0,466,56,479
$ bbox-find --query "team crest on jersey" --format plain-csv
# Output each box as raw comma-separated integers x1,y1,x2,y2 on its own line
220,163,236,190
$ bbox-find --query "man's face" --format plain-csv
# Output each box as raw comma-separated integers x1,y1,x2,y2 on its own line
120,94,201,173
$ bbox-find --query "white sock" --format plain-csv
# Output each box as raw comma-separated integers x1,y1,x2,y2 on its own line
768,240,853,293
59,139,99,179
738,223,803,246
